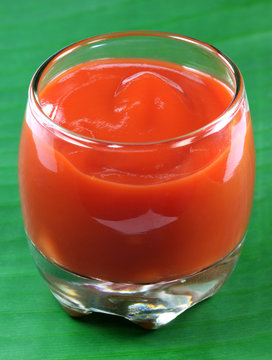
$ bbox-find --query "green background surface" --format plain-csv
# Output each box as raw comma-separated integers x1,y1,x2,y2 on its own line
0,0,271,359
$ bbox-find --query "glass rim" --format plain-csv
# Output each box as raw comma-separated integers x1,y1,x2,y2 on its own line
29,30,244,147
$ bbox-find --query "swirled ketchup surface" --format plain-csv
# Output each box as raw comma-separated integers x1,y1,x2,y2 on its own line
19,59,255,283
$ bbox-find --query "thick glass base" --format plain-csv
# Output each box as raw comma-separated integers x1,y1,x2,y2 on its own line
29,239,243,329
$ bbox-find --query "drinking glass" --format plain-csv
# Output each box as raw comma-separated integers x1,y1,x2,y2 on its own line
18,31,255,329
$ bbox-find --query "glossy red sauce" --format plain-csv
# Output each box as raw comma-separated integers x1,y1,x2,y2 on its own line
19,59,255,283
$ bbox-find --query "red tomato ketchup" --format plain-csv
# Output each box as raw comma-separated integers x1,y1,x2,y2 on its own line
19,59,255,283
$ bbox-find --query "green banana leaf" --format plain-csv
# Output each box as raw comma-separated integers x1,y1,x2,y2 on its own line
0,0,271,359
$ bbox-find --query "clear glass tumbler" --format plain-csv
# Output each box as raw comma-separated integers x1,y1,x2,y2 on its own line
18,31,255,329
